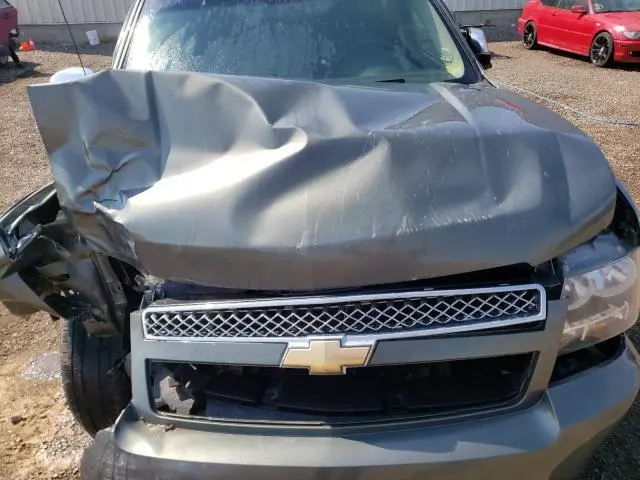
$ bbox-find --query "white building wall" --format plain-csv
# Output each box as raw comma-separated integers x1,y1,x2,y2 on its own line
444,0,527,11
13,0,135,25
14,0,526,25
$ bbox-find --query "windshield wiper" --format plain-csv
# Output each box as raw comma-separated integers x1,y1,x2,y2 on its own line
376,78,406,83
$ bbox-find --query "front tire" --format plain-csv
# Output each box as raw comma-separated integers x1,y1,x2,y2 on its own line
523,22,537,50
590,32,614,67
60,319,131,437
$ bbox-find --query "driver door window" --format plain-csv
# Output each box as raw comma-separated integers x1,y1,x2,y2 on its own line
557,0,587,8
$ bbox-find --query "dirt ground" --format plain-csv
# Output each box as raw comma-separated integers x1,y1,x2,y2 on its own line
0,41,638,479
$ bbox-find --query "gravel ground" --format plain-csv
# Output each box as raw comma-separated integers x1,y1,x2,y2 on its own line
0,41,638,479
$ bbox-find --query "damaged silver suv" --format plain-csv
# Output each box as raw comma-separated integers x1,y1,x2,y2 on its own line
3,0,640,478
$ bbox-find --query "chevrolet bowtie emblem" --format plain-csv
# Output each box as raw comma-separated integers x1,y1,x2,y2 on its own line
281,339,373,375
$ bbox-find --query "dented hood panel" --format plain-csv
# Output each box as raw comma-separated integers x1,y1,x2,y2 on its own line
27,70,616,290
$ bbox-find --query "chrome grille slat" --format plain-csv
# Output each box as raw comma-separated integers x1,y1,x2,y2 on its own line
142,285,545,341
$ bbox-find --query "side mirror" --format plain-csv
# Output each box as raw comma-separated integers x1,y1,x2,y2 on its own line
571,4,588,14
463,26,492,70
50,67,95,84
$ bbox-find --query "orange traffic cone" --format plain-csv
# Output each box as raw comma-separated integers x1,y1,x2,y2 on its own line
19,39,37,52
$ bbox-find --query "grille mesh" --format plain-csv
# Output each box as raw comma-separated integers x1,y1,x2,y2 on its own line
142,288,542,340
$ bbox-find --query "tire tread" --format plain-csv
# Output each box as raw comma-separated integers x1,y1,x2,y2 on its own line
60,319,130,437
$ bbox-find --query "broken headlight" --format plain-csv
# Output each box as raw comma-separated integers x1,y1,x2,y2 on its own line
560,239,640,354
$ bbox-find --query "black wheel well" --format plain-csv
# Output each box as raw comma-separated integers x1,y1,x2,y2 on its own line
592,30,613,44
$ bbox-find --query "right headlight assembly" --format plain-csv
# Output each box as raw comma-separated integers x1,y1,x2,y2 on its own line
560,239,640,354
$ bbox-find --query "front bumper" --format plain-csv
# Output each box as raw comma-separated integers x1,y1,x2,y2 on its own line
82,339,640,480
614,40,640,63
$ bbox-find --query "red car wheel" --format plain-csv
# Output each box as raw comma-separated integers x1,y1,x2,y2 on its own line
590,32,614,67
523,22,537,50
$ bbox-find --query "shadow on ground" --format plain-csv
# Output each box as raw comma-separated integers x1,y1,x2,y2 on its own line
0,62,43,84
490,51,512,59
534,45,640,71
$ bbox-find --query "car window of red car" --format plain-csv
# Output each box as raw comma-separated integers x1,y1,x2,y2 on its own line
0,0,12,8
593,0,640,11
557,0,587,8
541,0,559,7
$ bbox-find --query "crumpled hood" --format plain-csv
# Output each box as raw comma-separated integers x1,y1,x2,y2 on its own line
27,70,616,291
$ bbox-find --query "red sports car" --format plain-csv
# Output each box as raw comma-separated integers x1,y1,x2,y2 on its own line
518,0,640,66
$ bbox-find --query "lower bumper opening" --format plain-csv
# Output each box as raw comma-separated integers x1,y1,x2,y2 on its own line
148,353,535,425
550,335,625,384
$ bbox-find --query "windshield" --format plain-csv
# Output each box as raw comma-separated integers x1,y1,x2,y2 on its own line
593,0,640,11
125,0,467,83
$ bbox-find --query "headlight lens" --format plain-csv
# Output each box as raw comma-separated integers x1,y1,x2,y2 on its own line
623,31,640,40
561,251,640,353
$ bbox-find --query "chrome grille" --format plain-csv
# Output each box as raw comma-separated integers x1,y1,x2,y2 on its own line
142,285,545,341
